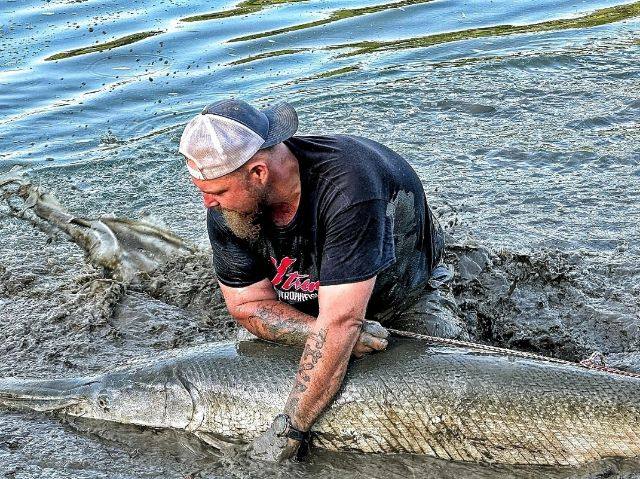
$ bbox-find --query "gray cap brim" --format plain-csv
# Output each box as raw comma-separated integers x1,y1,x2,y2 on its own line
261,101,299,149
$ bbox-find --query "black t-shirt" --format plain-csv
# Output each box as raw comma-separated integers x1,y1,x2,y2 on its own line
207,134,443,319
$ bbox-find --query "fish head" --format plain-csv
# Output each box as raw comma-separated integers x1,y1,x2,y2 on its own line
72,369,196,430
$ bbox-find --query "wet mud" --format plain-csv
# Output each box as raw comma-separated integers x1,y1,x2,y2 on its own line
446,240,640,366
1,179,640,477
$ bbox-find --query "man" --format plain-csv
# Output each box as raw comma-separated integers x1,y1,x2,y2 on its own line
179,99,449,462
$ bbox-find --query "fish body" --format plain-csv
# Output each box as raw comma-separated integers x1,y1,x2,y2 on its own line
1,339,639,466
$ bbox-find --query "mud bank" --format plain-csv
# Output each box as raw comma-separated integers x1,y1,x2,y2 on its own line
1,179,639,478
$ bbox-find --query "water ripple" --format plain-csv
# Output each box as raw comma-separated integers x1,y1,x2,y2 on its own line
180,0,311,22
227,0,436,43
45,31,164,61
330,1,640,56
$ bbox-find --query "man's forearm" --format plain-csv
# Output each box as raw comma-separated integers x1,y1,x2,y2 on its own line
283,316,362,431
233,299,315,347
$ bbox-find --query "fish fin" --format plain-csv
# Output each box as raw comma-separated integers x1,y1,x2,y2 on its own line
193,431,244,450
0,167,26,187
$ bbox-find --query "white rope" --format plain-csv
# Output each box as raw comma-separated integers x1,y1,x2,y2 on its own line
387,328,640,379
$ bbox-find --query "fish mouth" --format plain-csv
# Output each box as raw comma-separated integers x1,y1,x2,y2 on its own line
0,377,96,413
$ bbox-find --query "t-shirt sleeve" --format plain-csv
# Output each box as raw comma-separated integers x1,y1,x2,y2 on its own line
206,208,269,287
320,199,395,286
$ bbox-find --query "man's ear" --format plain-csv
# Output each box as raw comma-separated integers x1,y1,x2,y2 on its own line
247,162,269,185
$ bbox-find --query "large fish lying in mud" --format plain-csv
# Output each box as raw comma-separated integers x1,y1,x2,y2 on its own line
1,338,640,466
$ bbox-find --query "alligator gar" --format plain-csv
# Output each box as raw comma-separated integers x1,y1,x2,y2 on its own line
1,338,639,466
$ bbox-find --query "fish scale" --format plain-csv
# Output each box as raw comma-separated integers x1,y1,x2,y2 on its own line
1,339,640,466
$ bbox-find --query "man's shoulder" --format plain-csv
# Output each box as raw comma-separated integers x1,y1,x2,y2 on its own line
288,134,416,209
287,134,395,157
288,133,407,180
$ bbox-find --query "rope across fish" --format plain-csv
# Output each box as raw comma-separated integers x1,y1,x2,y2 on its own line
387,328,640,379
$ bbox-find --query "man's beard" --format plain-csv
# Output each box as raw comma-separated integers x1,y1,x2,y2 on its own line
220,208,263,242
217,185,266,243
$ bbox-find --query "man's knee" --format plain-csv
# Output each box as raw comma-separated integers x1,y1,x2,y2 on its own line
395,290,467,339
382,267,468,340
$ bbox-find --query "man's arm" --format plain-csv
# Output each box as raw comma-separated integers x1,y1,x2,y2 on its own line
248,277,379,461
282,277,376,431
219,279,313,347
219,279,388,355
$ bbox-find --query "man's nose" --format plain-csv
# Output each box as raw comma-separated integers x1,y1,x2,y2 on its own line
203,193,219,208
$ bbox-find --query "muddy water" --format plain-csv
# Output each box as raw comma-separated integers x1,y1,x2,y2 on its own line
1,0,640,477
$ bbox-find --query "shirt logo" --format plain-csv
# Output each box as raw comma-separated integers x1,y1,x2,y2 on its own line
270,256,320,303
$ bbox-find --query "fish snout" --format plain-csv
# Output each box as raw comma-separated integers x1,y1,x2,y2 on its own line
0,377,94,413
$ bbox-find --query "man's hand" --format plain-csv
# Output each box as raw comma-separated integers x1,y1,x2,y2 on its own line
352,320,389,358
248,421,300,463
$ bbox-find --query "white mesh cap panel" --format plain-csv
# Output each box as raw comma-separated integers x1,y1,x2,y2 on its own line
179,114,265,179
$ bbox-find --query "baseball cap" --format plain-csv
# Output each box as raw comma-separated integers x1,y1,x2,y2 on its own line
179,98,298,180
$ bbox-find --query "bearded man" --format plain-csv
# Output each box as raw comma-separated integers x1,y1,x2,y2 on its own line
178,99,458,462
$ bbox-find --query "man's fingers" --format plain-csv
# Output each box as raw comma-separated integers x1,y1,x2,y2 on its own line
362,320,389,339
359,332,388,351
352,342,374,358
352,325,389,358
351,348,370,358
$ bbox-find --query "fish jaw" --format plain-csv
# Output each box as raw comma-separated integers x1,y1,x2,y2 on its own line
0,377,97,413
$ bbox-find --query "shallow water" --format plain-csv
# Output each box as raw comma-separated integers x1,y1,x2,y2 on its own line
1,0,640,477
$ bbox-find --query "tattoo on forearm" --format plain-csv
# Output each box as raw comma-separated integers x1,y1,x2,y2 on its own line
245,303,310,346
296,328,327,385
286,328,328,417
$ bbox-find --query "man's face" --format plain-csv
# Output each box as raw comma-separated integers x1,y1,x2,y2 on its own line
189,162,267,242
